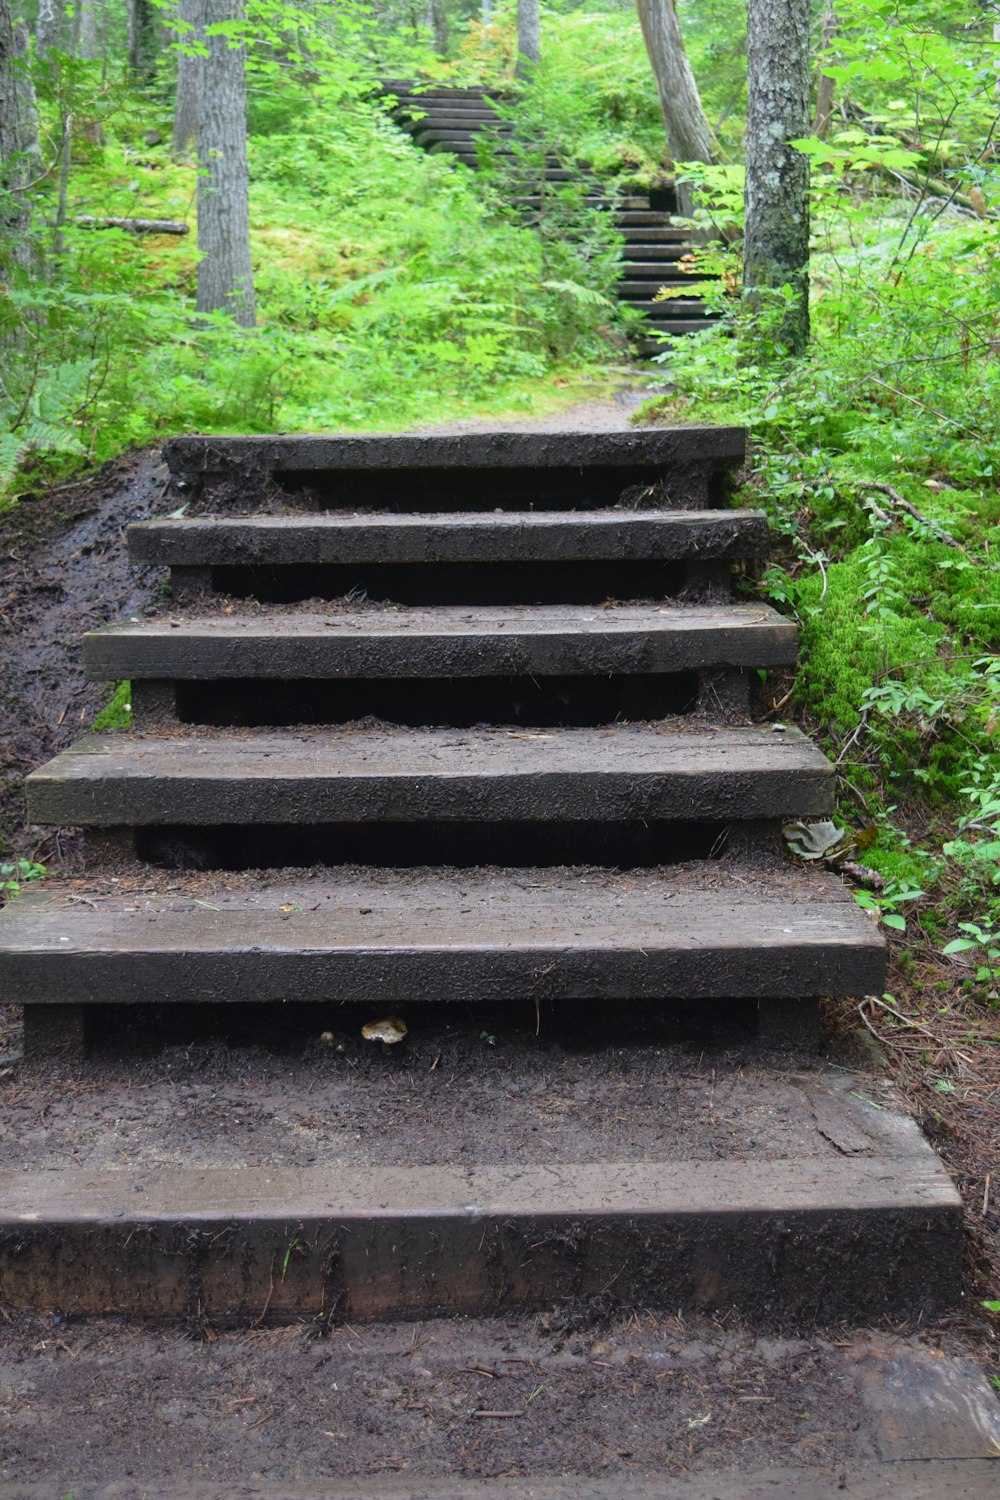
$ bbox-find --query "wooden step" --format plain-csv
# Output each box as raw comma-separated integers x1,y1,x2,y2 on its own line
413,126,513,142
639,326,721,351
615,210,674,226
0,865,885,1006
83,603,797,683
626,300,716,318
621,262,714,279
625,242,695,259
25,724,833,829
161,429,746,512
0,1075,959,1321
618,278,701,295
128,510,770,568
620,226,695,243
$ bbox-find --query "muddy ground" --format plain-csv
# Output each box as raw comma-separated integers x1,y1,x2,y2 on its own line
1,1311,999,1496
0,450,168,866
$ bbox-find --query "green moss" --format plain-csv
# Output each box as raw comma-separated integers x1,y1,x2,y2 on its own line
91,681,132,732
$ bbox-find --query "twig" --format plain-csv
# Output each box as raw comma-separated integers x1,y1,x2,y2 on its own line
983,1173,991,1218
856,481,961,548
862,376,985,441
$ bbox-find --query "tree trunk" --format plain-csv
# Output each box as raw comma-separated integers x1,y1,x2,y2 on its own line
813,1,838,139
196,0,255,327
172,0,202,153
76,0,99,58
1,4,42,271
744,0,810,355
481,0,493,18
35,0,64,55
429,0,448,57
635,0,713,171
515,0,539,79
128,0,158,77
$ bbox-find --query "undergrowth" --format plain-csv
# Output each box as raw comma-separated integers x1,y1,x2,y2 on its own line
640,162,1000,994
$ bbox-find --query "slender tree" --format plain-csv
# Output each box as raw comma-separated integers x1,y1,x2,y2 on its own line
128,0,158,76
172,0,202,152
196,0,255,326
515,0,539,79
1,4,41,270
812,1,838,139
744,0,810,354
428,0,448,57
635,0,712,211
35,0,64,55
76,0,99,58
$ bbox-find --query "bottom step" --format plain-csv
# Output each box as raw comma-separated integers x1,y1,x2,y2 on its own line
0,1058,960,1324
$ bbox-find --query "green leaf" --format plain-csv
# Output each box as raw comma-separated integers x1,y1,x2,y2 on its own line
882,914,907,931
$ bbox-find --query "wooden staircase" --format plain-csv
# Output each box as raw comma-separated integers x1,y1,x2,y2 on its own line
0,427,961,1330
384,82,721,353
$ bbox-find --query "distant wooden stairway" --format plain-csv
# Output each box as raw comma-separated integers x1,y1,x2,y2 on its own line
384,80,721,356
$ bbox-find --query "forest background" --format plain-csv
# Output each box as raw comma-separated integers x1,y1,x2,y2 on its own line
0,0,999,1115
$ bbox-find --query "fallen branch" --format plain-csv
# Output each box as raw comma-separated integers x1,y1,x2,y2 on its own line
856,480,962,548
74,215,189,235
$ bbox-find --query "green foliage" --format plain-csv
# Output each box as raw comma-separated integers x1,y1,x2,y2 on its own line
1,7,628,503
0,859,47,903
637,1,1000,965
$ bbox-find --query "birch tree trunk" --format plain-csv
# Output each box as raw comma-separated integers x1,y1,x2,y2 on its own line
172,0,203,153
35,0,64,55
515,0,539,79
635,0,712,164
744,0,810,354
128,0,158,77
196,0,255,327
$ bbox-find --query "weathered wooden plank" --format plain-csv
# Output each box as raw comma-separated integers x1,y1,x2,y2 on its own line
161,427,746,477
128,510,770,567
0,866,884,1004
0,1144,961,1323
24,724,834,827
83,603,796,681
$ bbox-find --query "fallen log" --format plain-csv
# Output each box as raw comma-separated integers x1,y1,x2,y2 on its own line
74,215,189,235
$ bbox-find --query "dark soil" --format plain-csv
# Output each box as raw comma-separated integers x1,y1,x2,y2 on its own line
0,1311,994,1495
0,450,168,865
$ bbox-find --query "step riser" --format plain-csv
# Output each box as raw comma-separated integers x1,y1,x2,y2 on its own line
0,1163,961,1326
128,667,748,730
85,817,783,873
167,557,733,606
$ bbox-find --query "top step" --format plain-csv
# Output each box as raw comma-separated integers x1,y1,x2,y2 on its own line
162,429,746,512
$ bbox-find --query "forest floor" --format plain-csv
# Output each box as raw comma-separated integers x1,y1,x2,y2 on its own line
0,387,998,1487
